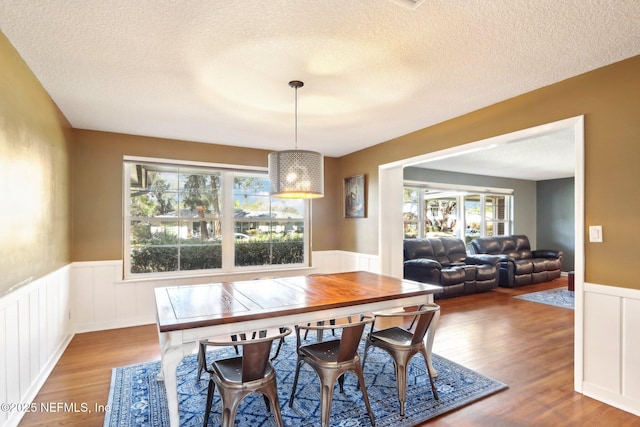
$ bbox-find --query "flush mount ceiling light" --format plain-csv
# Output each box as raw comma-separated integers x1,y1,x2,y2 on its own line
268,80,324,199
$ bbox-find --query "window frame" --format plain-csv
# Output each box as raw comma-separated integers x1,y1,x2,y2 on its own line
403,181,513,242
122,156,310,280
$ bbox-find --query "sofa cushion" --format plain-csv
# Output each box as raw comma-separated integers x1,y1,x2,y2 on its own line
513,235,533,259
470,237,502,255
403,239,435,260
532,258,552,273
440,267,466,286
513,260,533,275
429,239,452,266
476,264,497,281
441,238,468,264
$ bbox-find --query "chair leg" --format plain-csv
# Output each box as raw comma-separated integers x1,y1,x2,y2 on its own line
231,334,239,355
319,375,337,427
353,364,376,426
203,379,215,427
218,388,244,427
357,340,372,390
263,387,285,427
394,360,409,417
196,341,207,382
288,358,303,407
421,349,439,400
271,336,285,361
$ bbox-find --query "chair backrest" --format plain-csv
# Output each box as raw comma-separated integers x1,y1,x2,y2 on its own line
336,320,369,362
371,304,439,346
296,317,373,363
214,327,290,382
409,306,439,346
241,339,274,382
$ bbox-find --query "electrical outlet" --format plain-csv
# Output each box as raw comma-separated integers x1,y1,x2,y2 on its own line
589,225,603,242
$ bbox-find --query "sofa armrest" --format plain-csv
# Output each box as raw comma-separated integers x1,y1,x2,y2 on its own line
465,254,501,266
404,258,442,270
532,249,563,259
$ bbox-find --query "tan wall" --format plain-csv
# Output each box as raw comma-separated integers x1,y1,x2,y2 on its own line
3,21,638,291
338,55,640,290
71,130,339,261
0,33,72,295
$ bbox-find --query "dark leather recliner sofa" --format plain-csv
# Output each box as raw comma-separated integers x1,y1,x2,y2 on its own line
468,235,563,288
403,237,500,298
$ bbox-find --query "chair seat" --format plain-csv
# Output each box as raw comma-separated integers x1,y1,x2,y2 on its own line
370,326,414,347
213,356,274,383
298,339,343,362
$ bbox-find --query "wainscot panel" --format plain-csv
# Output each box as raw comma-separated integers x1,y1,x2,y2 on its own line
0,266,72,427
70,251,380,333
582,282,640,417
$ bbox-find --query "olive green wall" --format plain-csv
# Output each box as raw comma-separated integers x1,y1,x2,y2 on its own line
0,32,73,295
338,55,640,290
71,130,339,261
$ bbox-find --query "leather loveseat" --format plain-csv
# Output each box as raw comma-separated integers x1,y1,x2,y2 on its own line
403,237,500,298
469,235,563,288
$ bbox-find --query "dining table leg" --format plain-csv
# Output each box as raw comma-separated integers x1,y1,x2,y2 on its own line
156,331,195,427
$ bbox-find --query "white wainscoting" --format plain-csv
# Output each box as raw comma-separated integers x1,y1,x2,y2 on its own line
71,251,380,333
582,282,640,417
0,266,72,427
5,257,639,427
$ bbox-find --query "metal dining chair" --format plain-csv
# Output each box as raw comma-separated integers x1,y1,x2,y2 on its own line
361,304,440,416
289,316,376,427
201,327,292,427
196,327,287,382
197,276,286,381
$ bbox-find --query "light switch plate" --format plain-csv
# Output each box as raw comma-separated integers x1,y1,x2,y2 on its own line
589,225,603,242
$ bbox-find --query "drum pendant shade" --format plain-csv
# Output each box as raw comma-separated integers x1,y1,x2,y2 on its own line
268,81,324,199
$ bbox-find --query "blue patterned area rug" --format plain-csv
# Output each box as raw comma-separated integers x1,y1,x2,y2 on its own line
105,339,507,427
515,287,574,309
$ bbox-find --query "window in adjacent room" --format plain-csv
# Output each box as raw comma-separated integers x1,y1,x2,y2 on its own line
123,159,309,279
403,183,513,243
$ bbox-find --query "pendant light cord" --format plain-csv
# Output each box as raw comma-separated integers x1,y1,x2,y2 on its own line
289,80,304,151
294,84,298,150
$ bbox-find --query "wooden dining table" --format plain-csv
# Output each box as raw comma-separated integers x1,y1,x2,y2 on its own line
154,271,443,427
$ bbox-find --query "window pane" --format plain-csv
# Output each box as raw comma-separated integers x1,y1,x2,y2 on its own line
180,173,222,219
464,195,481,243
235,236,304,266
403,187,419,238
234,221,304,267
129,220,180,273
404,222,418,238
271,198,304,219
180,244,222,270
425,198,458,237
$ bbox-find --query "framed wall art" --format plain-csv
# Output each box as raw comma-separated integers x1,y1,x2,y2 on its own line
344,174,366,218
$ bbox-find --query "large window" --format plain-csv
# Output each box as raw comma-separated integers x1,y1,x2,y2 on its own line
124,159,308,279
403,184,512,243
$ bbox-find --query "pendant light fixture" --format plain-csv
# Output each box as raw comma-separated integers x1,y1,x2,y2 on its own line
268,80,324,199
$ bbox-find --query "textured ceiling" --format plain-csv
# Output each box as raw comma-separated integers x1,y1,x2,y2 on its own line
1,0,639,163
413,127,576,181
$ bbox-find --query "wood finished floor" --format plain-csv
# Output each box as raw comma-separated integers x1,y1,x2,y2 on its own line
18,277,640,426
